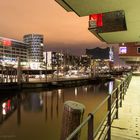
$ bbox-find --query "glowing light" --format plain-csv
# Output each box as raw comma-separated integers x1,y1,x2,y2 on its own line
40,43,44,46
108,81,113,94
119,47,127,54
58,89,62,98
84,87,87,92
2,102,7,115
75,88,78,96
3,39,12,46
89,14,103,27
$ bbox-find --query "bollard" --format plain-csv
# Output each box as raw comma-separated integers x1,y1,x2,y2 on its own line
60,101,85,140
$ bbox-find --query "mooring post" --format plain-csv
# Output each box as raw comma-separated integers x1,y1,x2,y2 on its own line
60,101,85,140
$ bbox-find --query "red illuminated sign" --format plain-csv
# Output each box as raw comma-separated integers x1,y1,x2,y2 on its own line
89,14,103,27
3,39,12,46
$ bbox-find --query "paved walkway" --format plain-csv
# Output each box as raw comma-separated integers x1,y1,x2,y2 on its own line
111,76,140,140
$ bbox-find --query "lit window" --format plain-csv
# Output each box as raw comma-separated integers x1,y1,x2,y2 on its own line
119,47,127,54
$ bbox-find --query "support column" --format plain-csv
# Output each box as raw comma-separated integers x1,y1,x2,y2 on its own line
17,57,22,84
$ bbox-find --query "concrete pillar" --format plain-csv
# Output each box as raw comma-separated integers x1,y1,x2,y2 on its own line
17,57,22,84
61,101,85,140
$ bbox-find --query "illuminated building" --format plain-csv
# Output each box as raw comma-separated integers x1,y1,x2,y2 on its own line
46,51,64,70
23,34,43,62
86,47,114,71
45,51,81,71
0,37,28,65
80,55,90,67
23,34,44,69
119,43,140,69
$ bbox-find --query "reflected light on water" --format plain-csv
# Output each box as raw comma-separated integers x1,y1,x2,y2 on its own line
75,88,78,96
2,103,6,115
84,87,88,92
47,91,52,96
0,82,114,140
108,81,114,94
58,89,62,98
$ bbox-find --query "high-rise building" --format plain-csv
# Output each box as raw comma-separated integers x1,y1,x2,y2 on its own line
23,34,44,63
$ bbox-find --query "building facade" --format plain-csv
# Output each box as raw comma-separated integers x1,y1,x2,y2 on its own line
86,47,114,73
23,34,44,63
0,37,28,66
45,51,80,71
119,43,140,69
46,51,64,70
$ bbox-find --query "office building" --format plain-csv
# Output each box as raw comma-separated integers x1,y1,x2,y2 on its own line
46,51,64,70
0,37,28,66
23,34,44,62
23,34,44,69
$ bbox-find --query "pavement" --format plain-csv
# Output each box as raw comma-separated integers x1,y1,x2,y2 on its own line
111,76,140,140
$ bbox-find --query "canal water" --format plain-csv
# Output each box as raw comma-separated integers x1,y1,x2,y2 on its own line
0,81,116,140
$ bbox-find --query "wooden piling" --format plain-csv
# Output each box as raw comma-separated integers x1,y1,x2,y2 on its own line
61,101,85,140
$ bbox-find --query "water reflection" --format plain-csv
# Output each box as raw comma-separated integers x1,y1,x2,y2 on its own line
0,82,116,140
22,93,43,112
0,94,21,126
75,88,78,96
108,81,114,94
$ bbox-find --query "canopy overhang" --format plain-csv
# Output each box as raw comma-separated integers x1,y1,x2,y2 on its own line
56,0,140,43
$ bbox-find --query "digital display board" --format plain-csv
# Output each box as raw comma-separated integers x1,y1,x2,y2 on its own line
89,10,127,33
119,47,127,54
3,39,12,46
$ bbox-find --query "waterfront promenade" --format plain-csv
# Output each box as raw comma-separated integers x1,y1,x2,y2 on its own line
112,76,140,140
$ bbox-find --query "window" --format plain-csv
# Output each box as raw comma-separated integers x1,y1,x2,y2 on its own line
137,47,140,54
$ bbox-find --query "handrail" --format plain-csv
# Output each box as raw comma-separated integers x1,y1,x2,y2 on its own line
65,72,132,140
66,116,91,140
92,96,110,115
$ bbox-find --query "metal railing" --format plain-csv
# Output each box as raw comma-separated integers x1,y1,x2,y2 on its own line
66,73,132,140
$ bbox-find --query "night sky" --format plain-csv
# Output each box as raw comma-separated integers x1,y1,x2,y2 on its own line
0,0,107,55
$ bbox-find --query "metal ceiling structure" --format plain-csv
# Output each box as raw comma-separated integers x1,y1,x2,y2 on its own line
55,0,140,43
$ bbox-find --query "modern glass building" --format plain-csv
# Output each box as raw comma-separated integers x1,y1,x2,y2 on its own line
0,37,28,65
23,34,44,63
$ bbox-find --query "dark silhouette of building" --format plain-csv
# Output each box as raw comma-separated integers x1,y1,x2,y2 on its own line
86,47,112,60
